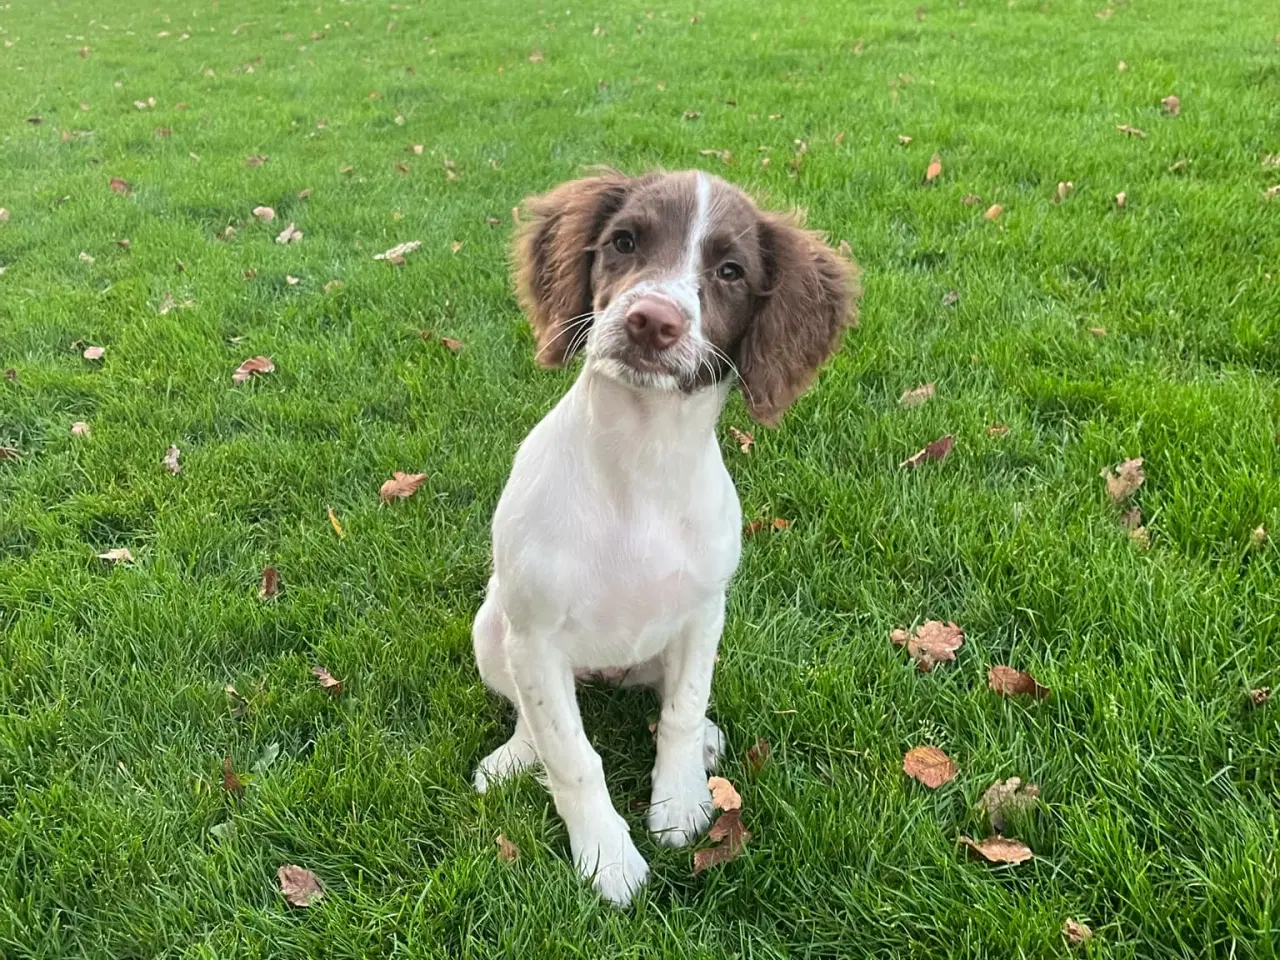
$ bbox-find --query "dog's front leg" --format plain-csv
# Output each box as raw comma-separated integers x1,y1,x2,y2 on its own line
506,631,649,906
648,598,724,847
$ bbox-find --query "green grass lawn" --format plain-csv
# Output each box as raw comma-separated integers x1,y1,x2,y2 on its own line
3,0,1280,955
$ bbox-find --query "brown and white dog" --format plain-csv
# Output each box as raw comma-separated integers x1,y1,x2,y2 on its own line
472,170,858,905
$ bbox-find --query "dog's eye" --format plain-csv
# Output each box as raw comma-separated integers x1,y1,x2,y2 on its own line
611,231,636,254
716,261,744,282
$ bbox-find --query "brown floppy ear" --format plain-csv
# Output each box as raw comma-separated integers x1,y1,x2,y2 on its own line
737,214,860,425
513,170,631,367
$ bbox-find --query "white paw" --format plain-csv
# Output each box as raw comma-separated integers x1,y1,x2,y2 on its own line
473,734,539,793
572,817,649,907
648,770,713,847
703,718,726,771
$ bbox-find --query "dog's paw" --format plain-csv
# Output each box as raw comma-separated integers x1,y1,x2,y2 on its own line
703,718,726,772
572,817,649,907
648,770,713,847
473,734,539,793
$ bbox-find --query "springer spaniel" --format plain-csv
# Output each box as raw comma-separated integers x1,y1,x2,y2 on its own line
472,169,859,905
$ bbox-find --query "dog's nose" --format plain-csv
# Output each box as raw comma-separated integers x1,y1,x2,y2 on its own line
624,296,686,351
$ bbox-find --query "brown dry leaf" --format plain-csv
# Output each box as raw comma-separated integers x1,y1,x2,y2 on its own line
925,153,943,183
959,835,1033,864
276,223,302,244
252,205,275,222
1063,919,1094,946
899,383,935,408
311,665,343,696
987,424,1009,437
1055,181,1074,202
1161,95,1181,116
1249,687,1271,706
961,193,982,206
109,177,132,194
1088,326,1107,337
771,517,791,531
259,565,280,599
693,808,751,874
903,746,958,789
1100,457,1144,503
154,126,172,138
942,289,960,307
277,865,325,907
708,776,742,811
984,203,1004,221
232,356,275,383
79,251,95,264
0,208,8,222
898,134,912,145
1129,525,1151,549
71,421,92,437
746,738,770,774
380,471,428,503
439,337,464,354
743,519,766,536
988,665,1050,699
496,833,520,862
327,506,345,538
163,445,182,475
83,346,105,361
528,49,544,63
373,240,422,264
1251,525,1268,549
340,164,355,175
979,777,1040,832
98,547,134,564
900,434,954,469
222,755,244,795
0,446,19,461
1170,159,1190,173
285,275,301,287
449,240,463,254
245,154,268,167
728,426,754,454
683,109,701,121
892,620,965,671
1116,124,1145,138
1120,506,1143,530
298,187,313,199
1115,191,1127,208
1266,185,1280,201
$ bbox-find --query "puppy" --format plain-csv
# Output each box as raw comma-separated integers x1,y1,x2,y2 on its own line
472,169,858,905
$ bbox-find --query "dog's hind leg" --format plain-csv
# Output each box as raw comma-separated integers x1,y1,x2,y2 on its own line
473,582,540,792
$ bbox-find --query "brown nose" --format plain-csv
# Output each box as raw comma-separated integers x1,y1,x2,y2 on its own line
624,296,686,351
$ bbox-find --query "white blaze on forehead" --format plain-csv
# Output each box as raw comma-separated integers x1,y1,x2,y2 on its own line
668,171,713,333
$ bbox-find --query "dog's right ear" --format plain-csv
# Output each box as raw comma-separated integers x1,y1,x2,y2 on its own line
513,171,631,367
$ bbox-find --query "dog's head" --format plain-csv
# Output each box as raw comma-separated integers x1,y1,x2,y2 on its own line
513,169,860,424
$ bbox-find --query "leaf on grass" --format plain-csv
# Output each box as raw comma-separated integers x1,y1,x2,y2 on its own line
0,446,19,461
903,745,958,788
987,424,1009,437
693,808,751,874
708,776,742,811
312,665,343,696
277,865,325,907
747,738,770,774
83,345,105,361
496,833,520,862
978,777,1040,832
275,223,302,244
1055,181,1073,202
682,109,701,121
961,193,982,206
1087,326,1107,337
1116,124,1145,138
898,134,912,145
109,177,132,194
899,383,935,408
771,517,790,531
1100,457,1144,503
71,421,92,436
327,506,345,538
0,208,8,222
1115,191,1127,207
1161,95,1180,116
988,665,1050,698
252,205,275,222
259,565,280,599
1252,525,1268,549
1249,687,1271,706
374,240,422,264
900,434,954,469
209,820,235,840
984,203,1004,221
252,742,281,775
959,835,1033,864
225,684,248,718
1063,919,1094,945
698,148,733,164
528,49,544,63
161,445,182,475
892,620,965,671
925,153,942,183
941,289,960,307
245,154,268,167
728,426,754,454
439,337,464,354
285,275,300,286
380,471,427,503
222,755,244,795
98,548,134,563
232,356,274,383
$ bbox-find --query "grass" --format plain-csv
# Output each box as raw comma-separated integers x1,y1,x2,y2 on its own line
2,0,1280,955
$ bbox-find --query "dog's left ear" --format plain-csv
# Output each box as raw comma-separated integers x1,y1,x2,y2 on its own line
736,215,860,425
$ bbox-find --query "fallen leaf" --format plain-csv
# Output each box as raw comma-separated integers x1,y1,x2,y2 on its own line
746,738,770,774
693,808,751,873
246,154,268,167
1267,185,1280,201
79,251,95,264
1100,457,1144,503
0,208,8,221
1116,124,1145,138
252,742,281,775
439,337,464,354
327,506,345,538
987,424,1009,437
0,446,19,461
312,665,343,696
412,144,424,155
259,565,280,599
925,153,943,183
978,777,1040,832
1116,59,1127,71
1088,326,1107,337
1055,181,1073,202
285,275,300,286
941,289,960,307
395,162,410,174
222,755,244,795
1096,7,1113,18
450,240,463,254
744,519,766,536
340,164,354,175
959,835,1033,864
277,865,325,907
83,346,105,361
1120,506,1143,530
374,240,422,264
1063,919,1094,946
1115,191,1127,207
276,223,302,244
984,203,1004,221
1129,525,1151,549
484,215,501,226
1161,95,1180,116
71,421,92,436
892,620,965,671
988,665,1050,698
380,471,428,503
1249,687,1271,706
496,833,520,862
683,109,701,120
834,131,845,145
898,134,912,145
903,746,958,789
109,177,132,194
771,517,791,531
961,193,982,206
209,820,235,840
899,383,935,408
215,226,236,241
708,776,742,811
297,187,312,199
98,547,134,563
728,426,754,454
698,148,733,164
232,356,275,383
163,445,182,474
252,205,275,222
900,434,954,469
528,49,544,63
1251,525,1268,548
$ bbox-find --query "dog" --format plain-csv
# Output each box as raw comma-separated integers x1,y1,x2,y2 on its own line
471,169,859,905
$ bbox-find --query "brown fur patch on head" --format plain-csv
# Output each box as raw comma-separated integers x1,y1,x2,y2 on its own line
737,214,860,425
513,170,631,366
